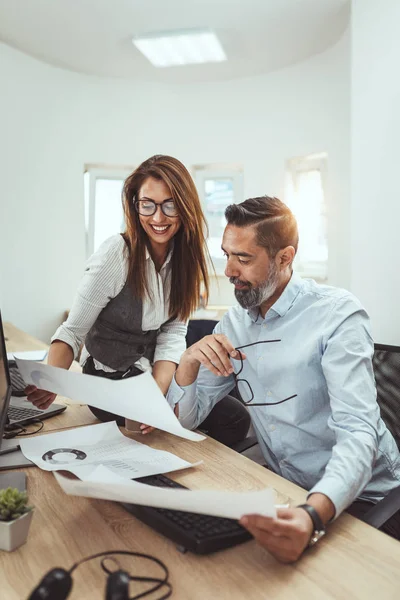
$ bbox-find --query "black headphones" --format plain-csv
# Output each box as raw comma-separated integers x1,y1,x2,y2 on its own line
27,550,172,600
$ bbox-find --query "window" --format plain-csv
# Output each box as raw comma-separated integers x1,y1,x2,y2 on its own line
194,165,243,274
84,167,133,257
284,153,328,280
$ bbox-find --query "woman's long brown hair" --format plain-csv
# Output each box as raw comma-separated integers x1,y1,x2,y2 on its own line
122,155,210,322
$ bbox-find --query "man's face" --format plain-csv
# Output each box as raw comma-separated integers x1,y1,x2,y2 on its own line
222,224,280,309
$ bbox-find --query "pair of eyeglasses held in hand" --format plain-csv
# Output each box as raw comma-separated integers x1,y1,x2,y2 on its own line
232,339,297,407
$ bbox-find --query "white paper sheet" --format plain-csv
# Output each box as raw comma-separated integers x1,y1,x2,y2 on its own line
55,465,276,520
7,350,47,361
15,359,204,442
19,422,201,480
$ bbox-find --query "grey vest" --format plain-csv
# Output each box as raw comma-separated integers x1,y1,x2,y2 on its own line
85,280,159,372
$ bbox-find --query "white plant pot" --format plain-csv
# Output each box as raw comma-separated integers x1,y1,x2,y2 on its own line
0,511,33,552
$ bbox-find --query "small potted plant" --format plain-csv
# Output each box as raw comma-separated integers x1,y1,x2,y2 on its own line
0,487,33,551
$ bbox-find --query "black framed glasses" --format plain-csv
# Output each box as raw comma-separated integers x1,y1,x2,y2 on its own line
134,198,179,217
232,340,297,407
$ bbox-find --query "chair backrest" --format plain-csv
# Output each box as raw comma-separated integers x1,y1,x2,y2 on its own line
373,343,400,449
186,320,218,348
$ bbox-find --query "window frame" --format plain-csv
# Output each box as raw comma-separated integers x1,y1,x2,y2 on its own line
193,164,244,275
84,166,133,258
285,153,328,281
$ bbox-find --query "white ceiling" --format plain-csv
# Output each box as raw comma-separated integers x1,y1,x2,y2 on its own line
0,0,350,84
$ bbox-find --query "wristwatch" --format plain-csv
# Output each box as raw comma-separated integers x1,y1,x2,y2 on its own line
297,504,326,547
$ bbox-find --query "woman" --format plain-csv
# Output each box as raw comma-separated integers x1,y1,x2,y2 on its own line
25,155,210,431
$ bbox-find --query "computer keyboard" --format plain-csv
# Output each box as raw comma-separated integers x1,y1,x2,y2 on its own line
122,473,252,554
8,405,42,422
8,361,27,396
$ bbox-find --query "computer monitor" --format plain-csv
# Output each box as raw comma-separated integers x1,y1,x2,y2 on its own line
0,311,12,452
0,312,30,483
0,312,35,470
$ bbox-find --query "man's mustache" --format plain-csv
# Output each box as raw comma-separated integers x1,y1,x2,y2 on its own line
229,277,252,288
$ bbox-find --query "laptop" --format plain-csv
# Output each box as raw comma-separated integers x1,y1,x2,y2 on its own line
0,311,66,470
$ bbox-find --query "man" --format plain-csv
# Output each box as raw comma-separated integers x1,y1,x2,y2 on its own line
167,196,400,562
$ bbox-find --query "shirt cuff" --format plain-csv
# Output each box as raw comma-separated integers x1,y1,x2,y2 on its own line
307,476,361,520
153,335,186,365
166,374,197,406
51,325,81,360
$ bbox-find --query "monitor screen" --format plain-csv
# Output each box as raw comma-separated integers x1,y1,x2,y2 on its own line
0,312,12,451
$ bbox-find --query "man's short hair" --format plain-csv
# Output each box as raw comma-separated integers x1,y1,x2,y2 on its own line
225,196,299,258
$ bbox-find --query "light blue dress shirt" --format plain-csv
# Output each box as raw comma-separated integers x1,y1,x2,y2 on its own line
168,273,400,517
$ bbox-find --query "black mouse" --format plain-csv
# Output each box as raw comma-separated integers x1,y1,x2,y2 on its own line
27,568,73,600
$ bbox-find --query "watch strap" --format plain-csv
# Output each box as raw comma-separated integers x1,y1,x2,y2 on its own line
297,504,325,546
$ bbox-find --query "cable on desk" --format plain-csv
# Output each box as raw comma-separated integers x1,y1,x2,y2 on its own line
3,419,44,438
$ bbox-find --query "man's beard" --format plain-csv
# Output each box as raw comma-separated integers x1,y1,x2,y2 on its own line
230,262,280,309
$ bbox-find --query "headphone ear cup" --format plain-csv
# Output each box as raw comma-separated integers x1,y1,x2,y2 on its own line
105,570,130,600
27,568,72,600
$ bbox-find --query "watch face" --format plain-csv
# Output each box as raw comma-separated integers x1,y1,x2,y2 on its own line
309,530,325,547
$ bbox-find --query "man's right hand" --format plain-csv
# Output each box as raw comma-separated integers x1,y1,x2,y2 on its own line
182,333,245,377
25,385,57,410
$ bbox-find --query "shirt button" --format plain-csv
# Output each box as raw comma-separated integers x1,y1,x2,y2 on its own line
137,345,145,354
269,425,276,432
267,391,272,397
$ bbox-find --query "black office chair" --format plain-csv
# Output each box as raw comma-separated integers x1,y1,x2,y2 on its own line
371,344,400,449
361,343,400,529
232,343,400,531
186,318,241,406
186,319,218,348
185,319,250,448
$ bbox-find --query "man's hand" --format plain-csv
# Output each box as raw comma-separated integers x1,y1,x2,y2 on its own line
240,507,314,563
182,334,245,378
25,385,57,410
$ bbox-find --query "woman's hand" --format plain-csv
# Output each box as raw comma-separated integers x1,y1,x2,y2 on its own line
24,385,57,410
23,340,73,410
139,423,155,435
139,400,179,436
135,360,178,435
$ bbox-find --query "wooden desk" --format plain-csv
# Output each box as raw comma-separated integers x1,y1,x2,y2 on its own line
1,323,400,600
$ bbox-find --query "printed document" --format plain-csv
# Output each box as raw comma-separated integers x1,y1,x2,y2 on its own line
55,465,276,520
20,421,200,480
16,359,204,442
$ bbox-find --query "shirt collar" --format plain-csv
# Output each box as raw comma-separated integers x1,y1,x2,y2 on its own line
247,271,303,322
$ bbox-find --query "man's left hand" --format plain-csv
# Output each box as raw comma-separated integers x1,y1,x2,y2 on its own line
240,507,314,563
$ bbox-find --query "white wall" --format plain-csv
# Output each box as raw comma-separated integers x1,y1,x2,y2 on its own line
0,32,350,341
351,0,400,344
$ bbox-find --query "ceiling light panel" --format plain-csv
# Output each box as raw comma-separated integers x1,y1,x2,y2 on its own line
132,29,227,68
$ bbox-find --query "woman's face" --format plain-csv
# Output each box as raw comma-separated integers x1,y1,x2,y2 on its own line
137,177,181,250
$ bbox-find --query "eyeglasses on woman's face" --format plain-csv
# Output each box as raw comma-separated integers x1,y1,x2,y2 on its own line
134,198,179,218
